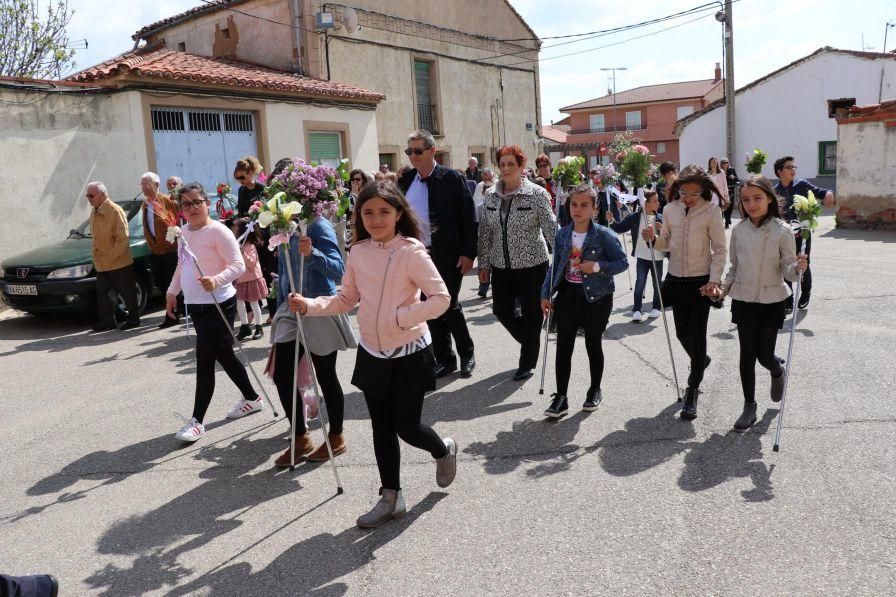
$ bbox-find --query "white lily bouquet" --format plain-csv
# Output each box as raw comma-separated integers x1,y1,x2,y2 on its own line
791,191,821,240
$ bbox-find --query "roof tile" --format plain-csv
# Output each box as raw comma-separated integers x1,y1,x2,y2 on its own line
562,79,722,112
133,0,246,40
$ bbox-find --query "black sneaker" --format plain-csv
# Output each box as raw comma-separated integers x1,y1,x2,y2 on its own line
680,387,699,420
582,388,603,411
797,294,810,310
236,324,252,340
252,324,264,340
544,394,568,418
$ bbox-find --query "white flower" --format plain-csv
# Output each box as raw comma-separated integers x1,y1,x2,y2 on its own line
257,211,276,228
165,226,181,244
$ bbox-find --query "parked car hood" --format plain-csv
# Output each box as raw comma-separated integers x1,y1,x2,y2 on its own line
3,239,96,268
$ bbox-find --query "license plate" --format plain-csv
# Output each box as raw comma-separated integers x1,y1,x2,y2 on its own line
6,284,37,296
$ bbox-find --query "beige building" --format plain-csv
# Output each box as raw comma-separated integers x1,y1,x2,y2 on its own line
133,0,543,169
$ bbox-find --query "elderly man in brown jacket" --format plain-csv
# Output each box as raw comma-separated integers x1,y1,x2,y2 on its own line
88,181,140,331
141,172,182,328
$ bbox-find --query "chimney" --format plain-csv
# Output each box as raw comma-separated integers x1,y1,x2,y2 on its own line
714,62,722,83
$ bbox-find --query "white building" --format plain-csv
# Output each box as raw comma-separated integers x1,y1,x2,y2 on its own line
676,47,896,188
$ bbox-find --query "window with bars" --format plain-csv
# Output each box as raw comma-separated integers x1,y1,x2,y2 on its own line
414,59,439,135
224,113,253,132
188,111,222,132
818,141,837,175
151,109,185,131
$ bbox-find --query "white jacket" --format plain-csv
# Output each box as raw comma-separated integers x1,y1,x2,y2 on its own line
721,217,799,303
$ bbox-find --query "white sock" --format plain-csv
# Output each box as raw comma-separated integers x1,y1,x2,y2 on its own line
236,299,249,325
250,301,263,325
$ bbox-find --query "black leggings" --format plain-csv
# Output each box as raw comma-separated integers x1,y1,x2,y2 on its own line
737,325,784,403
272,340,344,435
553,284,612,397
556,333,604,397
671,295,711,389
190,297,257,423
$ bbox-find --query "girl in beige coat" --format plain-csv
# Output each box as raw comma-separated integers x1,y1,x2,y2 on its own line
716,176,807,431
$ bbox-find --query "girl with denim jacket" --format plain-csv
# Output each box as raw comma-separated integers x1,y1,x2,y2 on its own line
540,184,628,418
716,176,807,431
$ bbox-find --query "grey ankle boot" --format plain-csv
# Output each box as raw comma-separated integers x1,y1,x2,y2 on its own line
356,489,406,529
436,438,457,488
770,367,785,402
733,402,758,432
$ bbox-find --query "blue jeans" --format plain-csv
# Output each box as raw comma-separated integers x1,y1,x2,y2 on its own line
634,258,664,312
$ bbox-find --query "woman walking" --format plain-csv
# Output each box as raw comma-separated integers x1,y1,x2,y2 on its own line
288,181,457,529
642,165,727,420
707,157,730,212
269,213,356,466
719,158,740,228
166,183,263,442
716,176,806,431
478,145,557,380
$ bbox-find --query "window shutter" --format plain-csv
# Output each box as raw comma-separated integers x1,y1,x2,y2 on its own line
309,132,342,166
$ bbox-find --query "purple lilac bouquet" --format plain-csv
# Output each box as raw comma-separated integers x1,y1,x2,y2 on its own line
268,159,340,221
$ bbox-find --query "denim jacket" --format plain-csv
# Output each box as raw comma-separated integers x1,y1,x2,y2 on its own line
541,222,629,302
277,217,345,305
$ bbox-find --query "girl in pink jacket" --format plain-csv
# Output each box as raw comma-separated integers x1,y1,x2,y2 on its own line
289,181,458,529
229,217,269,341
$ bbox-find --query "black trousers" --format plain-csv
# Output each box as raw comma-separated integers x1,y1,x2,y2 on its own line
724,187,736,226
272,340,344,435
189,296,257,423
491,262,547,370
666,276,712,389
553,284,612,396
95,265,139,325
429,260,474,367
737,324,783,403
356,347,447,491
150,251,181,318
787,234,812,306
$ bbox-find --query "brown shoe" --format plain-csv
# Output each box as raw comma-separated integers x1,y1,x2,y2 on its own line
307,433,346,462
274,432,314,467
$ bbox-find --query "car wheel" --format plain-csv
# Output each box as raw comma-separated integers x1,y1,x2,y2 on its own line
114,276,149,323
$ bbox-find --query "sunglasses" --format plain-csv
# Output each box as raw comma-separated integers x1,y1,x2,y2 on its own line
180,200,206,209
351,177,364,183
404,148,429,156
235,175,247,181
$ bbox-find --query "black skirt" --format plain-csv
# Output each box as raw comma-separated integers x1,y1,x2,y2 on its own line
731,299,787,330
351,343,437,396
661,274,724,309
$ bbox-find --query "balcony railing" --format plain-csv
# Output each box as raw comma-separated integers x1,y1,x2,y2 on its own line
568,123,648,135
417,103,440,135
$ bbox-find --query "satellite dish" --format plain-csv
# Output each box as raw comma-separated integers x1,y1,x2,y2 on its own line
342,7,359,34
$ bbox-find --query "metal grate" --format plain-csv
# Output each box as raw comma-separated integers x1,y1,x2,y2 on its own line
188,111,222,132
224,112,254,132
151,109,185,131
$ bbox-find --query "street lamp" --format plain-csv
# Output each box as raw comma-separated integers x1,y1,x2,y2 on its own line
884,22,895,53
600,67,627,134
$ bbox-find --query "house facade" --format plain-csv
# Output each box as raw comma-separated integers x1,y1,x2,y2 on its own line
134,0,543,169
676,47,896,189
550,66,724,168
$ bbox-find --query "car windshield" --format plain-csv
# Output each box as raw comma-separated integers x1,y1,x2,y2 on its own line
72,201,145,239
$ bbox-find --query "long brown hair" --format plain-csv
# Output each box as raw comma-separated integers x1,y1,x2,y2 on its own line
738,175,782,226
352,181,423,243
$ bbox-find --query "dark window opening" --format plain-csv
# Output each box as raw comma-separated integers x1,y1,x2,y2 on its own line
151,109,185,131
188,112,222,132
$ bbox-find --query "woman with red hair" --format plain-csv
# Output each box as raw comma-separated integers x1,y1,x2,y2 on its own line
478,145,557,380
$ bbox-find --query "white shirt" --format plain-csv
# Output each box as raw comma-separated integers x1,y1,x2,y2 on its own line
144,198,156,237
405,167,434,247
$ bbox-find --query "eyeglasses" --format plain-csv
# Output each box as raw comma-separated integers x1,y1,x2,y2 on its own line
351,177,364,183
180,200,207,209
86,194,96,198
536,163,550,168
678,190,703,199
404,148,429,156
783,165,798,170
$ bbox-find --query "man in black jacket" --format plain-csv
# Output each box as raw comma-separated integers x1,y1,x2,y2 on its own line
399,130,477,378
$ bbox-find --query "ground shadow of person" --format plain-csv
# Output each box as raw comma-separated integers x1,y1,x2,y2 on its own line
677,408,778,502
163,492,448,596
597,403,696,477
463,410,592,477
84,431,323,595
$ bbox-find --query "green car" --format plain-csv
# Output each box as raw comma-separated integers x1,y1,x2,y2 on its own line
0,200,154,317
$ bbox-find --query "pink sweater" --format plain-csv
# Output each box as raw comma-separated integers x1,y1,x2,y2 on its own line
236,242,263,283
304,235,450,353
167,220,245,304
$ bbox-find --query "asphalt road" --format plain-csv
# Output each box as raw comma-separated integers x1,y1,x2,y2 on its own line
1,214,893,596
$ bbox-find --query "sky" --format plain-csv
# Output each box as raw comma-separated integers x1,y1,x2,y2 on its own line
65,0,896,123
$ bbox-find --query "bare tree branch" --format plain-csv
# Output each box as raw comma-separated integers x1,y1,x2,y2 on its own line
0,0,76,79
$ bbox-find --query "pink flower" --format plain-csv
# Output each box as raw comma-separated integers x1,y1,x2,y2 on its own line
633,144,650,155
249,204,260,214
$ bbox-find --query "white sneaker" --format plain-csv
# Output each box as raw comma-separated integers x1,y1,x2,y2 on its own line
647,309,661,319
175,418,205,442
632,310,644,323
226,397,264,419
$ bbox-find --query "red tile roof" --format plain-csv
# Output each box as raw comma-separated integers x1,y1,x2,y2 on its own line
133,0,247,40
838,99,896,124
561,79,722,112
540,125,567,143
67,46,384,102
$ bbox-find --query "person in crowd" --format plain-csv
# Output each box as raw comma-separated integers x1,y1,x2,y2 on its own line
478,145,557,381
533,177,547,189
140,172,182,328
707,157,730,211
642,165,727,420
473,168,496,298
87,181,140,332
535,154,561,217
379,163,391,175
465,156,483,182
773,155,835,313
166,176,182,193
166,182,263,443
269,207,355,466
720,158,740,228
227,217,268,341
347,168,373,245
607,190,665,322
656,161,677,211
234,156,266,217
713,175,806,431
288,181,456,529
541,184,627,417
386,172,398,183
399,129,477,379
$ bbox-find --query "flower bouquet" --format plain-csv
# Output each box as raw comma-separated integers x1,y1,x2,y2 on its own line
617,144,652,190
745,149,767,175
791,190,821,240
592,163,617,187
552,155,585,188
215,182,236,219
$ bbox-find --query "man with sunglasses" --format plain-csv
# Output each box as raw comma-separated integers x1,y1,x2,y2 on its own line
87,181,140,332
399,129,477,378
773,156,835,312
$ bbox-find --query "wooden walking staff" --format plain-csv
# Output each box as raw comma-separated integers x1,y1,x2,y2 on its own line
282,233,344,493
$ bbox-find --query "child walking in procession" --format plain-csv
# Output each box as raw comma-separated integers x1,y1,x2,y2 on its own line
540,184,628,417
228,217,268,341
607,190,666,322
643,165,727,420
716,176,807,431
166,183,264,443
288,181,457,529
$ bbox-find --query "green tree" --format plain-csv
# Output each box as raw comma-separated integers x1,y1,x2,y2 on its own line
0,0,75,79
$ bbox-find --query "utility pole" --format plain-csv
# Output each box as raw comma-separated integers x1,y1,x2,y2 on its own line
600,66,627,133
717,2,736,164
884,22,895,53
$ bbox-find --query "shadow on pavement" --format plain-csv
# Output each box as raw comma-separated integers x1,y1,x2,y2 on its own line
821,227,896,244
597,403,696,477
